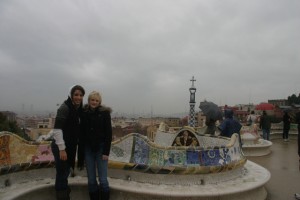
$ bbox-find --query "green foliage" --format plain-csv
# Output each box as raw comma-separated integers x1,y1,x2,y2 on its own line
0,112,22,134
0,113,7,123
0,113,10,131
287,93,300,105
133,123,146,135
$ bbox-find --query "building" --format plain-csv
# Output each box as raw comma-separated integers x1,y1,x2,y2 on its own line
163,117,181,127
137,117,165,127
268,99,289,107
37,118,55,129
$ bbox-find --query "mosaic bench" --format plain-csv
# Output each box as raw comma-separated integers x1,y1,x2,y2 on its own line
0,130,271,200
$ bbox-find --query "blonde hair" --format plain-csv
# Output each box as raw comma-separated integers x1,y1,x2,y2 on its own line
88,91,102,104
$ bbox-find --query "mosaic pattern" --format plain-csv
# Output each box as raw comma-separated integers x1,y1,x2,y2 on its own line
0,135,10,165
0,132,54,174
171,130,200,146
186,150,200,165
31,145,54,163
132,136,149,165
109,130,246,174
164,150,186,166
155,127,229,148
0,127,247,175
110,135,133,163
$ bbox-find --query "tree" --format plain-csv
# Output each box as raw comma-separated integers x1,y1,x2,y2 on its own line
287,94,300,105
132,123,146,135
0,112,25,139
0,113,10,131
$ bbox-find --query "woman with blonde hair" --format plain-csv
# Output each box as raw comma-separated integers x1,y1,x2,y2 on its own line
78,91,112,200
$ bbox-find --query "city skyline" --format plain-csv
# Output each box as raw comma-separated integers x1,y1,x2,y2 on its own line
1,96,286,119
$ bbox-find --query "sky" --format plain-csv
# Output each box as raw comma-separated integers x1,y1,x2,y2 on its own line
0,0,300,117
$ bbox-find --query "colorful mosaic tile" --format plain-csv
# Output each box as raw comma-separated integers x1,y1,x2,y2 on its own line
0,129,247,175
31,144,54,163
148,147,164,166
186,150,201,165
132,136,149,165
0,135,10,165
108,131,246,174
110,135,133,163
164,150,186,166
0,132,53,168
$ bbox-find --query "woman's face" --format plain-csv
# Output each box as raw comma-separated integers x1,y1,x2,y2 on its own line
72,90,84,106
89,97,100,109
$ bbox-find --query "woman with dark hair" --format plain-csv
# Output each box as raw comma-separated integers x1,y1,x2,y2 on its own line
50,85,85,200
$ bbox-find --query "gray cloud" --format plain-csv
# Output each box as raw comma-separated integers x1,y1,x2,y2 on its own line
1,0,300,116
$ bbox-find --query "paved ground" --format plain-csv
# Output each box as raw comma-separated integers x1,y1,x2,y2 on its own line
247,135,300,200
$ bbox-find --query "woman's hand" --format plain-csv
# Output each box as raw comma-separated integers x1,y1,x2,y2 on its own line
59,150,67,160
102,155,109,160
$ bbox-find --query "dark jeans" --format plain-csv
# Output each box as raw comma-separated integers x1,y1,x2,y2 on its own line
283,129,289,139
85,144,109,193
262,129,270,140
51,142,71,191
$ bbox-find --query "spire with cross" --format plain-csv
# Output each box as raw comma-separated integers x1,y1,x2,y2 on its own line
190,76,196,87
189,76,197,127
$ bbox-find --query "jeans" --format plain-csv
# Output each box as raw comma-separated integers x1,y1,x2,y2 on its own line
283,129,289,140
262,129,270,140
51,142,70,191
85,143,109,193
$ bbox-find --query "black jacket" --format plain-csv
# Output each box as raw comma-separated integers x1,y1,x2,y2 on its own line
260,114,271,130
54,97,83,168
78,105,112,166
283,113,291,130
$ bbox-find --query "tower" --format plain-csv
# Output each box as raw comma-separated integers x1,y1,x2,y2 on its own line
189,76,196,127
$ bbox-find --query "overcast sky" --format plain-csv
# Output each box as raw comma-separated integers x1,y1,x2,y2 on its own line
0,0,299,117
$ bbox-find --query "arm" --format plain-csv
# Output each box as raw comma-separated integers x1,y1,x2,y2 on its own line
218,120,227,136
52,129,65,150
102,111,112,160
77,113,86,169
53,103,69,160
247,115,250,121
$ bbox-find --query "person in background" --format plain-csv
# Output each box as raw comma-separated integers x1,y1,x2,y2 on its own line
259,110,271,140
79,91,112,200
204,117,217,135
218,109,242,145
50,85,85,200
246,111,257,126
282,111,291,142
